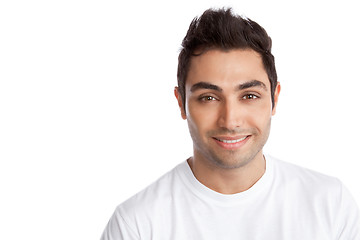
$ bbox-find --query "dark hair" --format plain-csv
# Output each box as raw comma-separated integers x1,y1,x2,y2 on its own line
177,8,277,109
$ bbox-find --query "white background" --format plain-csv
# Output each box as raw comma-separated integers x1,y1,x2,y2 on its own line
1,0,359,239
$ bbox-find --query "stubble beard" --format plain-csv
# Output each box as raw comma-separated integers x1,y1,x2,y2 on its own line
190,120,272,170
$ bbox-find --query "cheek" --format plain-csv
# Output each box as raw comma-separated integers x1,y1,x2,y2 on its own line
187,104,218,131
245,103,273,129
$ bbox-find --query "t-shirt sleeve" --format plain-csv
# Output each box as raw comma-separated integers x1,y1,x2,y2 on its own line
100,207,139,240
336,183,360,240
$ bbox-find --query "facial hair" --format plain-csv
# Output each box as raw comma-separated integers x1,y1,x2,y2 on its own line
189,118,272,170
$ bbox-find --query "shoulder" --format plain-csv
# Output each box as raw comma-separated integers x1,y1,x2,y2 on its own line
270,155,341,188
267,155,344,201
101,162,188,239
114,161,187,225
268,156,360,237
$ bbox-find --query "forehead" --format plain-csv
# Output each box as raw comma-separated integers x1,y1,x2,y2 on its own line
186,49,270,90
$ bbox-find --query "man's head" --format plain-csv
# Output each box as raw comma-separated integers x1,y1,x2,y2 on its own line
177,8,277,111
174,8,280,170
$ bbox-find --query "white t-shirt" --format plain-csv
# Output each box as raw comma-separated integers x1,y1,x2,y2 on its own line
101,155,360,239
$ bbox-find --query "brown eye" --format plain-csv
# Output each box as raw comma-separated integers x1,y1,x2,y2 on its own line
199,96,217,102
242,94,258,100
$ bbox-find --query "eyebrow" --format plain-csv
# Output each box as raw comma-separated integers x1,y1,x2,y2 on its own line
190,82,222,92
190,80,267,92
238,80,267,91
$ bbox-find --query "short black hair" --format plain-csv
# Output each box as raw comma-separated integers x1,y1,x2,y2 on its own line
177,8,277,109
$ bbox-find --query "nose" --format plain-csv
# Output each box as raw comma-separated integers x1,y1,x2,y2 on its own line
217,99,243,130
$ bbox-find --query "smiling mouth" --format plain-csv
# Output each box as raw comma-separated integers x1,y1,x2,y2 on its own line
212,135,250,150
214,136,248,143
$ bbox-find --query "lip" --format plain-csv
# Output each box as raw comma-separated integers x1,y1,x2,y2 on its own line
212,135,250,150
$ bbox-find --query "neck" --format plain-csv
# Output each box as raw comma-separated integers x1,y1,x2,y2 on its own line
187,152,266,194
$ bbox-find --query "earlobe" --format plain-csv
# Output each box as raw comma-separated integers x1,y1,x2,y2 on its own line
174,87,187,120
272,82,281,116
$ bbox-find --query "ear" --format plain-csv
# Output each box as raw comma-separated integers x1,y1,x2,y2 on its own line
272,82,281,116
174,87,187,120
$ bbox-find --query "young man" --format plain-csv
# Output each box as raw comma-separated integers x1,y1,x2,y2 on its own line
101,8,360,239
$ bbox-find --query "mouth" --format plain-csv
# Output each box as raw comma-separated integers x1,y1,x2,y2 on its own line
212,135,250,150
214,136,247,143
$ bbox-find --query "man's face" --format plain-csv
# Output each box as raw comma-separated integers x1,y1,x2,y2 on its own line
175,49,280,169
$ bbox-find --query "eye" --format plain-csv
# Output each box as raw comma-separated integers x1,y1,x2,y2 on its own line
242,94,259,100
199,96,217,102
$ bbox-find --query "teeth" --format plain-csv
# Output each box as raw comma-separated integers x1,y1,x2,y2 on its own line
217,136,247,143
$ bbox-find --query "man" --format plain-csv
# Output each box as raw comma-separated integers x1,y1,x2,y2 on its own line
101,8,360,239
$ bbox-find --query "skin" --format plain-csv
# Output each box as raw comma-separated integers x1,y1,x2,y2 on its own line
175,49,281,194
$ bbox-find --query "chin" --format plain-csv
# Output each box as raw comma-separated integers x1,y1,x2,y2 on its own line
212,142,266,167
208,153,255,169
